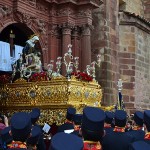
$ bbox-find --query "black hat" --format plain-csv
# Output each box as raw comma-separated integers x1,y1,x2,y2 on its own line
30,111,40,124
144,110,150,132
66,107,76,121
73,114,82,125
129,141,150,150
1,126,12,144
134,111,143,126
27,126,41,146
11,112,32,142
82,107,105,132
105,111,114,124
50,132,83,150
32,108,40,116
115,110,127,127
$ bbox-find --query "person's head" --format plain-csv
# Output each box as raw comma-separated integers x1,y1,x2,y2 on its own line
81,107,105,142
30,108,41,125
126,120,132,129
66,107,76,121
10,112,32,142
114,110,127,127
31,36,39,44
129,141,150,150
0,114,4,124
105,111,114,125
144,110,150,132
50,132,83,150
27,126,41,148
27,35,39,48
133,111,143,127
1,126,12,145
73,114,82,126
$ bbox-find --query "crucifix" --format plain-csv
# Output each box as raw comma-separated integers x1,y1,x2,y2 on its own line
9,30,15,57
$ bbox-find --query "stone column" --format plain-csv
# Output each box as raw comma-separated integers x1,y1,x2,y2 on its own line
62,25,72,56
62,24,72,75
81,25,91,71
48,25,59,63
72,27,81,71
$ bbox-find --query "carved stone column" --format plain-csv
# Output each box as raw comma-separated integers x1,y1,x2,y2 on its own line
62,24,72,75
71,27,81,70
48,25,59,63
62,25,72,56
81,25,92,71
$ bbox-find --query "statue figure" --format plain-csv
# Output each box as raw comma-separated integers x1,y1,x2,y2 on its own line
12,35,42,80
26,52,42,73
22,35,39,64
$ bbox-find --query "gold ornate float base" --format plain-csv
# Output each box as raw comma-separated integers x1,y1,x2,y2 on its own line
0,76,102,125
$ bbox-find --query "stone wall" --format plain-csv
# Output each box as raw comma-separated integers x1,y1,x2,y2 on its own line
119,25,136,113
119,0,144,16
134,28,150,110
119,19,150,113
92,0,120,106
92,0,150,112
143,0,150,20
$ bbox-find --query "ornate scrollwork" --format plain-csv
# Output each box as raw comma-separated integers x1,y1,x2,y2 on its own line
35,19,47,34
0,76,102,125
0,4,12,18
14,11,35,25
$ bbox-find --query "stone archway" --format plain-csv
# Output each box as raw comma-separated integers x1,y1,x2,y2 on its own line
0,23,44,66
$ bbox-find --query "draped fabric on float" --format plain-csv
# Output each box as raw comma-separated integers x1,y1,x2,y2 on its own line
0,41,23,71
0,41,11,71
14,45,23,60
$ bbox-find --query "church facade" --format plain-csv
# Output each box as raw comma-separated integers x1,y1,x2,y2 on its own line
0,0,150,113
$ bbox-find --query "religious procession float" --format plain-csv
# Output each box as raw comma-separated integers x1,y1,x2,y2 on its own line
0,36,115,125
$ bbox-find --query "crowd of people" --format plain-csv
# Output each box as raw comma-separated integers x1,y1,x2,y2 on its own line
0,106,150,150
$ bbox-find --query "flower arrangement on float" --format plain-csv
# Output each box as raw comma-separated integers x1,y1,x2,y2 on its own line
71,72,93,82
10,44,102,83
0,74,11,84
28,72,48,82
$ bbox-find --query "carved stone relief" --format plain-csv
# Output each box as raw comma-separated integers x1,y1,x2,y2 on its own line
35,19,47,34
0,4,12,18
14,11,35,26
49,7,74,17
56,8,74,16
18,0,36,7
49,24,59,35
77,8,92,17
36,1,48,14
81,24,94,36
61,23,75,35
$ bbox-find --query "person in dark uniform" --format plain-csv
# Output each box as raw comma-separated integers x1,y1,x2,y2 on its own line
129,141,150,150
102,110,135,150
143,110,150,144
128,111,145,141
81,106,105,150
7,112,32,150
27,126,42,150
71,114,82,137
50,132,83,150
57,107,76,133
104,111,114,134
1,126,12,149
30,108,46,150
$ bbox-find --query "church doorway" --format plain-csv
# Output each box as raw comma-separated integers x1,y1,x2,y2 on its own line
0,23,33,47
0,23,43,73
